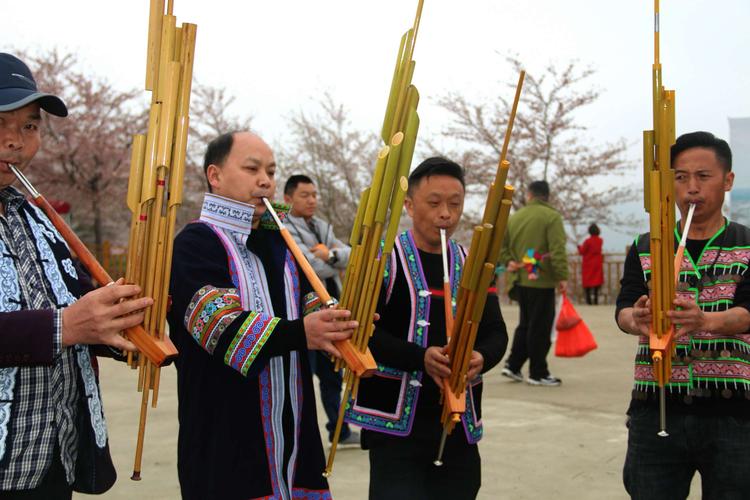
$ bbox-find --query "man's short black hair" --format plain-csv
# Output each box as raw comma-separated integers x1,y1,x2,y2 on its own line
671,131,732,173
588,223,600,236
528,180,550,201
203,132,236,192
284,174,315,196
407,157,465,196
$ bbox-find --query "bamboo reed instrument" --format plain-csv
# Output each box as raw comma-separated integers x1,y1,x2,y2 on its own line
434,71,525,467
324,0,424,477
643,0,677,438
125,0,196,480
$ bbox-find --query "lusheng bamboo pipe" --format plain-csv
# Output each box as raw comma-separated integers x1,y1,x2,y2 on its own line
130,1,196,479
644,0,677,438
326,1,423,477
434,72,525,467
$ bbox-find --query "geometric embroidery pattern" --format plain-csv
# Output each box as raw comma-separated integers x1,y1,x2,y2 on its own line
635,231,750,395
185,286,243,354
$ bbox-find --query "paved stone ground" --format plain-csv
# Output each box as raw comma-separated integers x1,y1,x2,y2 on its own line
81,303,701,499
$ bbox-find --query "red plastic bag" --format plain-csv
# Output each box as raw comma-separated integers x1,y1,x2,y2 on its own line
555,295,597,357
556,293,581,330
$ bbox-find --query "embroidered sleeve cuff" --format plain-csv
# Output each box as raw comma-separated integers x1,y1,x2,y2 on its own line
224,312,281,376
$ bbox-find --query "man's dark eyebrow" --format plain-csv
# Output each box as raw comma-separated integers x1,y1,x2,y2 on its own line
28,112,42,121
243,156,262,165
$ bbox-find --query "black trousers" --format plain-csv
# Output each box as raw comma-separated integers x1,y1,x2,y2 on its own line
0,452,72,500
506,286,556,379
584,286,600,305
368,433,481,500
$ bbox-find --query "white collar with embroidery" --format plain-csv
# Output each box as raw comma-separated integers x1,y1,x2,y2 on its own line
199,193,255,236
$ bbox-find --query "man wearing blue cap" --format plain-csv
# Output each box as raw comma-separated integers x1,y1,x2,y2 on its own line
0,53,152,498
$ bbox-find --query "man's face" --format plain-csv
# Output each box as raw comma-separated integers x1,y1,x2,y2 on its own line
284,182,317,219
0,102,41,189
404,174,465,252
207,132,276,225
673,147,733,224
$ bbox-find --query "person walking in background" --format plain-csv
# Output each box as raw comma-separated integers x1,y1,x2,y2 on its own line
500,180,568,386
578,223,604,305
283,174,359,447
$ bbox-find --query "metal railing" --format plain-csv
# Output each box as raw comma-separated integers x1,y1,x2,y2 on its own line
90,241,626,305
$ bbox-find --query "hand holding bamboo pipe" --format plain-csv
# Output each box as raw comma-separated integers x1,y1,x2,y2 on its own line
644,0,677,438
262,198,371,363
8,164,174,363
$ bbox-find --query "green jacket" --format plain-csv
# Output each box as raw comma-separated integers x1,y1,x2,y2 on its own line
500,199,569,289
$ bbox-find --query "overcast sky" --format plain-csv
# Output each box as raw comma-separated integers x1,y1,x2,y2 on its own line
4,0,749,249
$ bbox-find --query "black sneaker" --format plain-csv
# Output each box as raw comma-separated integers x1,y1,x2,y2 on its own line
501,367,524,383
527,375,562,387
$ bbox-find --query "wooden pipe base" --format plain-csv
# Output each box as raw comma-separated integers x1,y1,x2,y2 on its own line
335,340,376,378
125,325,178,367
442,378,465,414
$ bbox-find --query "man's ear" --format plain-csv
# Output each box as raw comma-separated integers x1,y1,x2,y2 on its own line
725,171,735,192
404,196,414,218
206,164,221,190
283,193,292,204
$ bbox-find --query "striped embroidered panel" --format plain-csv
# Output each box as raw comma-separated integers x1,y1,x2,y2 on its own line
225,312,280,376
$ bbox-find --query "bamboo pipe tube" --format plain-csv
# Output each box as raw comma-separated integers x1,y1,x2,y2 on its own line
381,32,408,142
156,16,176,103
440,229,453,337
131,359,153,480
262,199,334,306
145,0,165,90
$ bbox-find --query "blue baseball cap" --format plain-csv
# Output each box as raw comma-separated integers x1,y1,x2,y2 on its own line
0,53,68,117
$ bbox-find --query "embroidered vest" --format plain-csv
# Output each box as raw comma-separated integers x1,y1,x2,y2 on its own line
633,221,750,397
345,230,484,443
0,201,108,459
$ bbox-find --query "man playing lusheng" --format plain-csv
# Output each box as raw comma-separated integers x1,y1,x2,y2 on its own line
616,131,750,499
167,131,358,500
283,174,358,446
345,157,508,500
0,53,152,498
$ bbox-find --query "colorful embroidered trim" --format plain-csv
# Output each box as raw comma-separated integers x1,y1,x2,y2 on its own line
225,312,280,376
185,286,243,354
303,292,322,316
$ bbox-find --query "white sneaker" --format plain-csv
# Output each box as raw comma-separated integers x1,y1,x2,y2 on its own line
527,375,562,387
333,430,360,449
501,367,524,383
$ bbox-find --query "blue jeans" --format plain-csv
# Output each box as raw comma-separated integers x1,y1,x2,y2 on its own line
624,405,750,500
309,350,350,441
